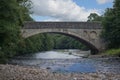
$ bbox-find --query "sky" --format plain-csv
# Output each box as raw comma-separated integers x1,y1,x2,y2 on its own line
30,0,113,21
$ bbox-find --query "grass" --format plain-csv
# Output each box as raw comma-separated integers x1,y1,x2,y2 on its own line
104,48,120,56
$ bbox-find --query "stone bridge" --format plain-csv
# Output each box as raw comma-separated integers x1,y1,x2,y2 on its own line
22,22,105,54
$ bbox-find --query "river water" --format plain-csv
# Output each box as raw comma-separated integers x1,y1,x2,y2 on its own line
9,50,120,73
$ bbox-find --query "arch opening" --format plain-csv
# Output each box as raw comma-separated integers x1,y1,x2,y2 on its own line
49,32,99,54
25,31,99,54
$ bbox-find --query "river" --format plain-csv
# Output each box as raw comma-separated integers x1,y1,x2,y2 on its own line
8,49,120,73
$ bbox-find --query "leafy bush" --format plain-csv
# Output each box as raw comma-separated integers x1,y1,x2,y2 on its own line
105,48,120,56
0,51,8,63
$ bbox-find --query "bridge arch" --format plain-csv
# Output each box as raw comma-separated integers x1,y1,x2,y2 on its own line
22,22,105,54
22,29,99,54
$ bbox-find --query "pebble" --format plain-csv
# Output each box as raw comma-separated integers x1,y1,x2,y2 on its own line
0,64,120,80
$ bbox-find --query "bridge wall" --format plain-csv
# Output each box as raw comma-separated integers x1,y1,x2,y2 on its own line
21,22,105,54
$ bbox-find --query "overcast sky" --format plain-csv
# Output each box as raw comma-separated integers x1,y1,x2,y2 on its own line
30,0,113,21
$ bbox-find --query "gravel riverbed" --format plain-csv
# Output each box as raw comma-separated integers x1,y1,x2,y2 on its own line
0,64,120,80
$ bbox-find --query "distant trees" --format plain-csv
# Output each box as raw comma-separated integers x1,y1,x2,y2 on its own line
87,13,103,22
18,34,54,55
19,33,88,55
52,34,88,50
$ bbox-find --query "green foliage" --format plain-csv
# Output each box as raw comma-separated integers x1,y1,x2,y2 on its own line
0,51,8,64
87,13,103,22
0,0,20,58
21,33,88,55
104,48,120,56
102,0,120,48
51,34,88,50
0,0,32,62
18,33,54,55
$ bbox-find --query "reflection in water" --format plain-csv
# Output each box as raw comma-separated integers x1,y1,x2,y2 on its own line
68,63,96,73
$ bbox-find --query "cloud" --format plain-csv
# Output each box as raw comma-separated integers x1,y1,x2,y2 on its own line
31,0,100,21
96,0,113,4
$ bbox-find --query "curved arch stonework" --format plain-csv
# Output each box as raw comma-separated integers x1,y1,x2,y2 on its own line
22,22,106,54
90,31,97,40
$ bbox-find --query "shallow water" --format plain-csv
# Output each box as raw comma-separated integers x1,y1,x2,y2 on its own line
34,51,80,59
9,50,120,73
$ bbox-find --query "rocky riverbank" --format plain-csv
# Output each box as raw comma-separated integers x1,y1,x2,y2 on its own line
0,64,120,80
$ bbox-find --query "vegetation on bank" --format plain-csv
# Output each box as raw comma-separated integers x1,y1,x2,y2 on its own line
102,0,120,56
104,48,120,57
102,0,120,49
0,0,32,63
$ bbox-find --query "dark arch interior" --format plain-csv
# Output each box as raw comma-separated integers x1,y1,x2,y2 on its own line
35,32,99,54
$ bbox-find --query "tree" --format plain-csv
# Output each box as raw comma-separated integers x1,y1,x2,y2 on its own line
102,0,120,48
87,13,103,22
52,34,88,50
0,0,32,62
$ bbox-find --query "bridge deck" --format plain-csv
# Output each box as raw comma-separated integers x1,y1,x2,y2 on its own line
23,22,102,29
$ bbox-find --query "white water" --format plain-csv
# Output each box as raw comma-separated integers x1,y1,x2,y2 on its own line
34,51,80,59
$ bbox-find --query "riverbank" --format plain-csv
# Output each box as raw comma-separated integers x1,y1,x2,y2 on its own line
0,64,120,80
